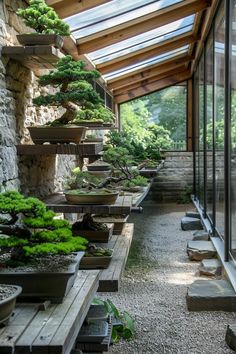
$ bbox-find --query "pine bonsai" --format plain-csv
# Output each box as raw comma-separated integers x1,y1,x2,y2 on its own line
33,56,112,126
0,191,88,265
17,0,70,36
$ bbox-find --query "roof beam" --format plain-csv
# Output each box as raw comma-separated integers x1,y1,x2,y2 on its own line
108,58,192,90
97,33,199,74
107,54,193,85
47,0,112,19
113,66,188,95
77,0,211,54
114,71,191,104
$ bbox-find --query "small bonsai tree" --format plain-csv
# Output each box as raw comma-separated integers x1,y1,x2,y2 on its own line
17,0,70,36
33,56,112,126
76,104,115,124
0,191,88,266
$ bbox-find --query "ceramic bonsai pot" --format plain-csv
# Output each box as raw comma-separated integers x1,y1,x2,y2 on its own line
28,126,87,144
79,252,113,269
64,190,119,205
0,285,22,324
17,34,64,48
87,170,112,178
75,121,104,127
87,160,111,171
0,252,84,303
72,223,113,242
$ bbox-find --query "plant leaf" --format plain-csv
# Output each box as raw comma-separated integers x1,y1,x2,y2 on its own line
106,299,120,319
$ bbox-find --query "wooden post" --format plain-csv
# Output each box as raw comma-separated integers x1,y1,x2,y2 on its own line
187,79,193,152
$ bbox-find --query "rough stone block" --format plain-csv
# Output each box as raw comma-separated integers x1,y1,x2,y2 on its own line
187,241,217,261
187,279,236,311
181,217,203,231
199,259,222,276
186,211,200,219
226,324,236,351
192,230,210,241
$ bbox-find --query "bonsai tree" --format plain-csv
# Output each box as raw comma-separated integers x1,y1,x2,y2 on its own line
33,56,112,126
0,191,88,265
76,104,115,124
17,0,70,36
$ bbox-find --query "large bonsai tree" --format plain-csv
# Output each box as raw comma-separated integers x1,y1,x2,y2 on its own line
33,56,108,125
0,191,88,265
17,0,70,36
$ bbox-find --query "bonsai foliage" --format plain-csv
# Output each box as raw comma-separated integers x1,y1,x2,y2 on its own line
17,0,70,35
33,56,113,126
76,104,115,124
0,191,88,265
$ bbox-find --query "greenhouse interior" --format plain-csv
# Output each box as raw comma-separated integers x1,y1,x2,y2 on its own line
0,0,236,353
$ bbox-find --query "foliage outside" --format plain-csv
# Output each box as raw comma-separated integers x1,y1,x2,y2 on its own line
17,0,70,35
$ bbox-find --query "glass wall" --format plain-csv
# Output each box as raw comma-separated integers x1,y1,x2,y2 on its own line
198,55,205,208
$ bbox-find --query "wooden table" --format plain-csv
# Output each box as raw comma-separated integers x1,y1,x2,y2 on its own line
0,271,100,354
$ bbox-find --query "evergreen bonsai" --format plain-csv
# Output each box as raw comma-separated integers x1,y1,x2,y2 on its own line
17,0,70,36
33,56,113,126
0,191,88,266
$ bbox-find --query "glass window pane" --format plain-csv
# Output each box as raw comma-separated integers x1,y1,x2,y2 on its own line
198,55,204,208
214,2,225,238
66,0,183,37
104,46,189,80
194,69,200,200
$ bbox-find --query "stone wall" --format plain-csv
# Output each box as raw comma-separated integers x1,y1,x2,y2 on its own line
0,0,77,196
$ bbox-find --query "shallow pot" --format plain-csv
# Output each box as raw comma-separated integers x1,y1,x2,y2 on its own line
28,126,87,144
0,285,22,324
0,252,84,303
65,190,119,205
79,253,113,269
72,224,113,242
17,34,64,48
75,121,104,127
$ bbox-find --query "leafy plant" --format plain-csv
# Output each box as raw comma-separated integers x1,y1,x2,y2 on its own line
33,56,113,126
17,0,70,35
76,105,115,124
177,185,193,204
0,191,88,265
124,175,149,188
92,298,135,342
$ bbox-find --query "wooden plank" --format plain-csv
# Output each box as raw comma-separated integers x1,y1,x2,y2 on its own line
44,194,132,215
114,71,191,104
98,33,199,74
51,0,112,18
98,223,134,292
16,142,103,156
77,0,211,53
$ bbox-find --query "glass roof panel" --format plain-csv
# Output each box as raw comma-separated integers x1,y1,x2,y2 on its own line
65,0,183,39
104,45,189,80
89,15,194,64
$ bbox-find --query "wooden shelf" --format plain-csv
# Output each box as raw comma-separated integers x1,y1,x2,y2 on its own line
0,270,100,354
2,45,64,72
98,223,134,292
17,142,103,156
43,193,132,215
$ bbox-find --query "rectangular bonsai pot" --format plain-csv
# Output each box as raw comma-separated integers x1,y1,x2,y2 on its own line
73,224,113,242
17,34,64,48
0,252,84,303
28,126,87,144
79,253,113,270
93,215,129,235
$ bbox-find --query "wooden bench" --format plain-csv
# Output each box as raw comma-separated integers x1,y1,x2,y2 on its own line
0,270,100,354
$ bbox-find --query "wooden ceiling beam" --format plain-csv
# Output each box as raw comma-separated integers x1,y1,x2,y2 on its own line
108,59,191,91
46,0,112,18
77,0,211,54
107,54,193,85
113,66,188,95
97,33,199,74
114,71,191,104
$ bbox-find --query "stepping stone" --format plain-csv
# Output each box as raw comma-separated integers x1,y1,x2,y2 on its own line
186,211,200,219
186,279,236,311
187,241,217,261
192,230,210,241
199,259,222,276
226,324,236,351
181,217,203,231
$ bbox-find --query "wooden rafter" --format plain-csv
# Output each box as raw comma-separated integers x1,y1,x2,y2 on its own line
108,57,192,91
77,0,211,54
97,33,199,74
188,11,204,57
107,54,193,85
113,66,188,95
46,0,112,18
114,71,191,104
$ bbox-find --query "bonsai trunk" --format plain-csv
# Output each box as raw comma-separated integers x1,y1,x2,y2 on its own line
53,102,78,125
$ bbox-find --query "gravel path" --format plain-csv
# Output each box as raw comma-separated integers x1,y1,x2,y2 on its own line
100,203,236,354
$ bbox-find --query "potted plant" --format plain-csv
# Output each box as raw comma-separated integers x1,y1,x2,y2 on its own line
16,0,70,48
72,214,113,242
0,191,88,303
75,104,115,127
29,56,102,144
79,244,113,269
0,284,22,324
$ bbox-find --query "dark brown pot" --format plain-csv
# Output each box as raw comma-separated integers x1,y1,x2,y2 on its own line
28,126,87,144
0,285,22,324
17,34,64,48
79,253,113,269
0,252,84,303
75,121,104,127
72,224,113,242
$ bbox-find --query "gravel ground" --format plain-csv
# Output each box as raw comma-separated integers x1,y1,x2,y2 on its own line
100,203,236,354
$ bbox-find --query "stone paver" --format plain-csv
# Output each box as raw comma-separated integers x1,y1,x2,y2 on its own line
181,216,203,231
187,240,217,261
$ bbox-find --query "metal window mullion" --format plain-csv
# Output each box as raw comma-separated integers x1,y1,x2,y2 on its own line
203,46,208,218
